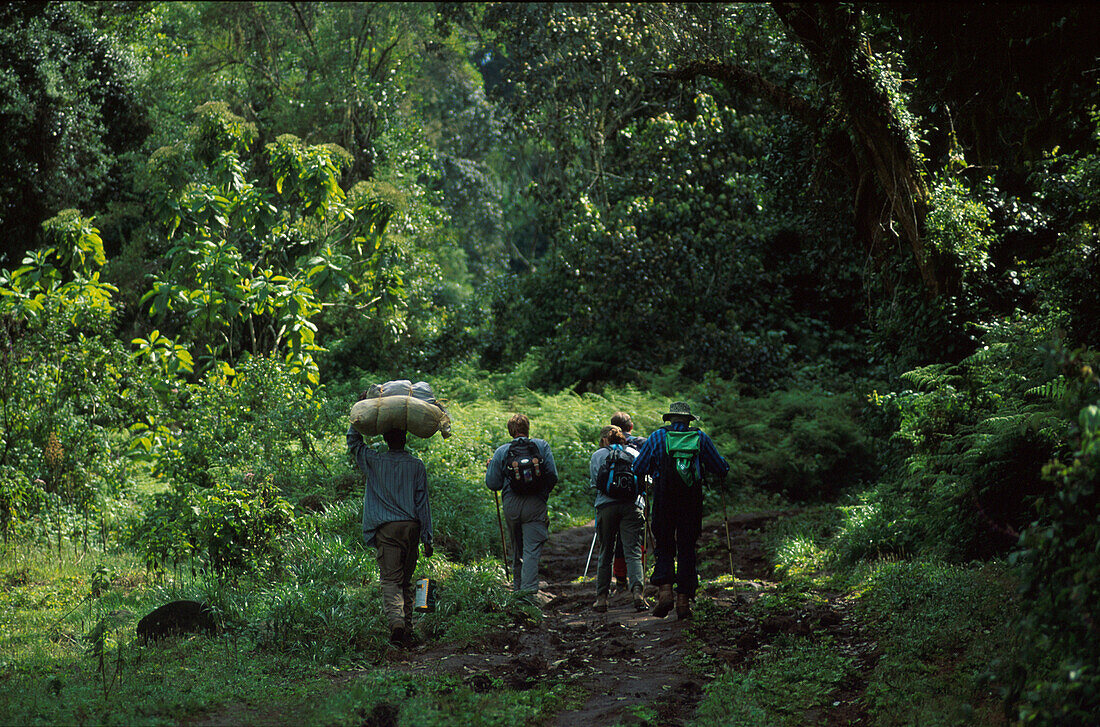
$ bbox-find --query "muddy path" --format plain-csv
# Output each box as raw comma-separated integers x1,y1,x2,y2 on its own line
387,510,874,726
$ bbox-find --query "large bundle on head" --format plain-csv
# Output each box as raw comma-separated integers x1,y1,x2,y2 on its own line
350,380,452,439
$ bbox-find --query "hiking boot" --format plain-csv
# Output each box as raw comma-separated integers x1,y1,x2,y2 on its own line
593,594,609,613
632,585,648,612
652,584,674,617
389,626,412,647
675,593,692,620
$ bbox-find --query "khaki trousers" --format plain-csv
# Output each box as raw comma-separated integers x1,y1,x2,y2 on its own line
375,520,420,631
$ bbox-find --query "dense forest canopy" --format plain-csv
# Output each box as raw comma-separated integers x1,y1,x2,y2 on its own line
1,2,1099,724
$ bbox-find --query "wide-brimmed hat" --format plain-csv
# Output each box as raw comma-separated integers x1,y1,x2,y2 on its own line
662,401,697,421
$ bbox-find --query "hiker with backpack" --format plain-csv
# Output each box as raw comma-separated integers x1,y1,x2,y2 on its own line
486,414,559,603
347,396,434,648
632,402,729,620
590,425,647,613
607,412,647,591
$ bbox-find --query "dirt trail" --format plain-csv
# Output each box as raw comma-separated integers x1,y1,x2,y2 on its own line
391,510,849,726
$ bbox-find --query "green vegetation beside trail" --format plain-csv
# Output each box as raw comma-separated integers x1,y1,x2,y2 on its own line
2,1,1099,724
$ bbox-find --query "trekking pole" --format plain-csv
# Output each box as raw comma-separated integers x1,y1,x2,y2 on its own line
640,478,650,585
721,479,736,596
582,521,598,581
494,490,510,581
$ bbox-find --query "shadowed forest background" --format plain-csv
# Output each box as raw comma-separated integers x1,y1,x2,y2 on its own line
1,2,1099,725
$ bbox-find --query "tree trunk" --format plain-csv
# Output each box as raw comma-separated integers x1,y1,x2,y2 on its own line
772,2,944,296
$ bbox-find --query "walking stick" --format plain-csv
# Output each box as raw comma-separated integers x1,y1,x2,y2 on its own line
582,523,598,581
721,479,736,596
641,477,651,585
494,490,510,581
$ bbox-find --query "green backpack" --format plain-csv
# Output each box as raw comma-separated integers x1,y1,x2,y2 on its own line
665,429,701,487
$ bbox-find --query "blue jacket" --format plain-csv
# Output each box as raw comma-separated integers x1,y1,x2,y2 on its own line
633,422,729,495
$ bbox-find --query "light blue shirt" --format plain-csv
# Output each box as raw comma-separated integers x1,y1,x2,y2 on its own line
589,444,642,509
486,437,558,499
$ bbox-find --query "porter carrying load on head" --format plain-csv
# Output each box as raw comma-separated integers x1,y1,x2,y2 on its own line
350,380,452,439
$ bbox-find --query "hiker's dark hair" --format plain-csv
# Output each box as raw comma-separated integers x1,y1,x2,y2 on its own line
507,414,530,438
610,412,633,432
383,429,407,451
600,425,626,446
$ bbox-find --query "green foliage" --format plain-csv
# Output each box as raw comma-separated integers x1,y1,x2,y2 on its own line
834,318,1067,563
724,388,873,502
133,354,339,490
139,103,414,386
134,475,293,574
306,669,569,727
0,2,150,262
855,560,1017,726
694,636,854,726
926,175,996,283
1010,350,1100,723
415,558,529,646
479,86,865,388
1,210,118,326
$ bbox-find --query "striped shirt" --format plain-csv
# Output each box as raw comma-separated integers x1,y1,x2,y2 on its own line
347,427,433,548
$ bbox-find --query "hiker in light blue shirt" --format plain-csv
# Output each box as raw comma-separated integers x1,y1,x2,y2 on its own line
486,413,558,601
589,425,647,614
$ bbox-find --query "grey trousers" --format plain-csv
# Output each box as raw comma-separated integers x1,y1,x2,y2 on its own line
502,492,549,593
595,500,645,597
375,520,420,631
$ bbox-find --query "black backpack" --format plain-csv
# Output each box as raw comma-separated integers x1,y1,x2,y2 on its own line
597,444,638,500
504,438,546,496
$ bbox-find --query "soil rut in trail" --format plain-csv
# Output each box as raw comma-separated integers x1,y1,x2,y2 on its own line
392,510,851,726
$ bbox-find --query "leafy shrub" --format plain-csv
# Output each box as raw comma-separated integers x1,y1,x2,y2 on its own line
1010,353,1100,723
145,355,341,494
724,388,873,501
834,320,1068,563
133,475,294,573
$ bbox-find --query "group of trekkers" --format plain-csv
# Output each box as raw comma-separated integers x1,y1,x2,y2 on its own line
348,397,728,648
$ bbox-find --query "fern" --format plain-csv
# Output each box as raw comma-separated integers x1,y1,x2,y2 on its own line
961,343,1011,367
900,363,960,391
1025,379,1067,402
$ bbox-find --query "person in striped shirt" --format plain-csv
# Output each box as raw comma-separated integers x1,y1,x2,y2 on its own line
348,403,434,647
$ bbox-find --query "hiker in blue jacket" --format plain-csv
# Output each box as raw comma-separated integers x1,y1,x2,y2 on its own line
632,401,729,620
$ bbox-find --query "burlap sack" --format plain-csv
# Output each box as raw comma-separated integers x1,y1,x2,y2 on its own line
350,380,452,439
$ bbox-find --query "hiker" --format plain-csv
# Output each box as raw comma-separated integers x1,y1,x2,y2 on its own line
486,414,558,602
609,412,647,592
612,411,647,450
633,402,729,620
590,425,647,612
348,398,434,648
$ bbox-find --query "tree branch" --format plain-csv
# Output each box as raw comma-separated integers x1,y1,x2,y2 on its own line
658,59,822,128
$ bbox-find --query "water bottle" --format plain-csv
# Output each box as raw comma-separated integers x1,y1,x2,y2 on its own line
413,578,437,612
